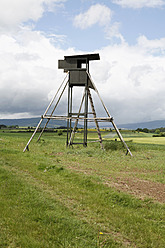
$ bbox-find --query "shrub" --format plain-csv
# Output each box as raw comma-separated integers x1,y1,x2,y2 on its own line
104,141,123,151
57,130,63,136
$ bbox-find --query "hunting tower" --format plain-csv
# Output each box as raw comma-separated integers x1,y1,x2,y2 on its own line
58,53,100,147
23,53,132,156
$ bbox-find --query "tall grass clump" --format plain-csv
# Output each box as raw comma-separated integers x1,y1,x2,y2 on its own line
104,140,137,153
104,140,124,151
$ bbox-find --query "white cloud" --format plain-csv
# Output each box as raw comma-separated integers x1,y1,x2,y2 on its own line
113,0,165,8
105,22,125,43
1,29,165,124
0,1,165,124
137,35,165,55
73,4,112,29
0,28,69,118
0,0,66,31
90,37,165,123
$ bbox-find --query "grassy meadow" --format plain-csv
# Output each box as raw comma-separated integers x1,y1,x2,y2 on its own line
0,129,165,247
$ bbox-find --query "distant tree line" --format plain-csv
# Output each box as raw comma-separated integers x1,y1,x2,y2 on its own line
136,127,165,137
150,127,165,133
136,128,149,133
0,124,19,129
0,124,7,128
1,124,165,138
136,127,165,133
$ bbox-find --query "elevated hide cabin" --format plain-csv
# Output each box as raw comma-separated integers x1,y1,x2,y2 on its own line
58,53,100,89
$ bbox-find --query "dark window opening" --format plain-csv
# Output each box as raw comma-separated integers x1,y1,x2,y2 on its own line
77,59,87,69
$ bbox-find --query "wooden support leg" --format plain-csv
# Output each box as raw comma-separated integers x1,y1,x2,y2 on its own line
37,80,68,142
87,88,104,150
87,71,132,156
69,90,85,146
23,73,68,152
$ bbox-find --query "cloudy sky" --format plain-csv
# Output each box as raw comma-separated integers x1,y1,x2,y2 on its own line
0,0,165,124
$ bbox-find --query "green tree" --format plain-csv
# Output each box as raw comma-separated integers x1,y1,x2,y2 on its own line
155,129,160,134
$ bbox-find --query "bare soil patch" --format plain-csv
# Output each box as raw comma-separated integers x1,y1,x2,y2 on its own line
104,177,165,203
67,165,165,203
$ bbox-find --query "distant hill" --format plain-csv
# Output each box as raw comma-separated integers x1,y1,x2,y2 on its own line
0,117,84,128
0,117,67,128
118,119,165,130
0,117,165,130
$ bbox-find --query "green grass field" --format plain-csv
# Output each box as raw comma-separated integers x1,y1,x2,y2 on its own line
0,130,165,247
